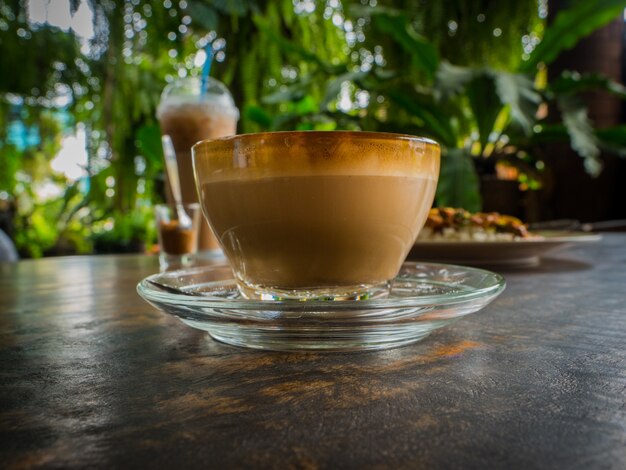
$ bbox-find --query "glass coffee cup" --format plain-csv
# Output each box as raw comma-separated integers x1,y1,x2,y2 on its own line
157,76,239,253
192,131,440,301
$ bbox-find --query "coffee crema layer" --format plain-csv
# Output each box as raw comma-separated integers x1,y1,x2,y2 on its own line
192,131,440,181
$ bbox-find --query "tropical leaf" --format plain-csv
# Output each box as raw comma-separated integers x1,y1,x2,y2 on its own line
530,122,626,166
521,0,626,72
370,10,439,80
436,148,482,212
436,65,541,143
386,87,457,148
596,125,626,156
557,95,602,175
465,74,501,150
435,62,477,97
525,124,569,145
493,72,541,135
549,71,626,98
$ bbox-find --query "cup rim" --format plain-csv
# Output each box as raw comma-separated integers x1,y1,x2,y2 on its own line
192,130,439,153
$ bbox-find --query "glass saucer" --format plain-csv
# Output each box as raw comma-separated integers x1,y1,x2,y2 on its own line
137,262,505,352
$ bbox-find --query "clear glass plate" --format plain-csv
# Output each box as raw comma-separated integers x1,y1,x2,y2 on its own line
137,262,505,352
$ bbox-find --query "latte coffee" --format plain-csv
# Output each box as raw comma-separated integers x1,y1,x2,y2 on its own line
193,131,440,300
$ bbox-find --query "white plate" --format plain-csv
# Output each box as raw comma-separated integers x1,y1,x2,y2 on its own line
409,231,602,267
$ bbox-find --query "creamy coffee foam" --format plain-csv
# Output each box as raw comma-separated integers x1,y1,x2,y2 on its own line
193,131,440,182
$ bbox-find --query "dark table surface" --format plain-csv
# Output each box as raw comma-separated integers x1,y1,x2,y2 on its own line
1,234,625,469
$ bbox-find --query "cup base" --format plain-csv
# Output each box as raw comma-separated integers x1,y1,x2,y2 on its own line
236,281,392,301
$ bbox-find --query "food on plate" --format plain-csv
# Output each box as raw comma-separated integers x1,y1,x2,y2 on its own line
418,207,541,241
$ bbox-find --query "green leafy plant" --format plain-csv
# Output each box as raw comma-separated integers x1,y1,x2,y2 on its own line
3,0,626,258
249,1,626,212
91,206,157,254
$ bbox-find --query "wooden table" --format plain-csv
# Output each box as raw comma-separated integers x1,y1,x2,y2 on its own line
1,235,625,469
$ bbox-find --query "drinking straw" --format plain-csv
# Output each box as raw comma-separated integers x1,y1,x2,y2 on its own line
200,44,214,96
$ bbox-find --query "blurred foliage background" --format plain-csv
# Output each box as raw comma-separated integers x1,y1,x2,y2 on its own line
1,0,626,258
